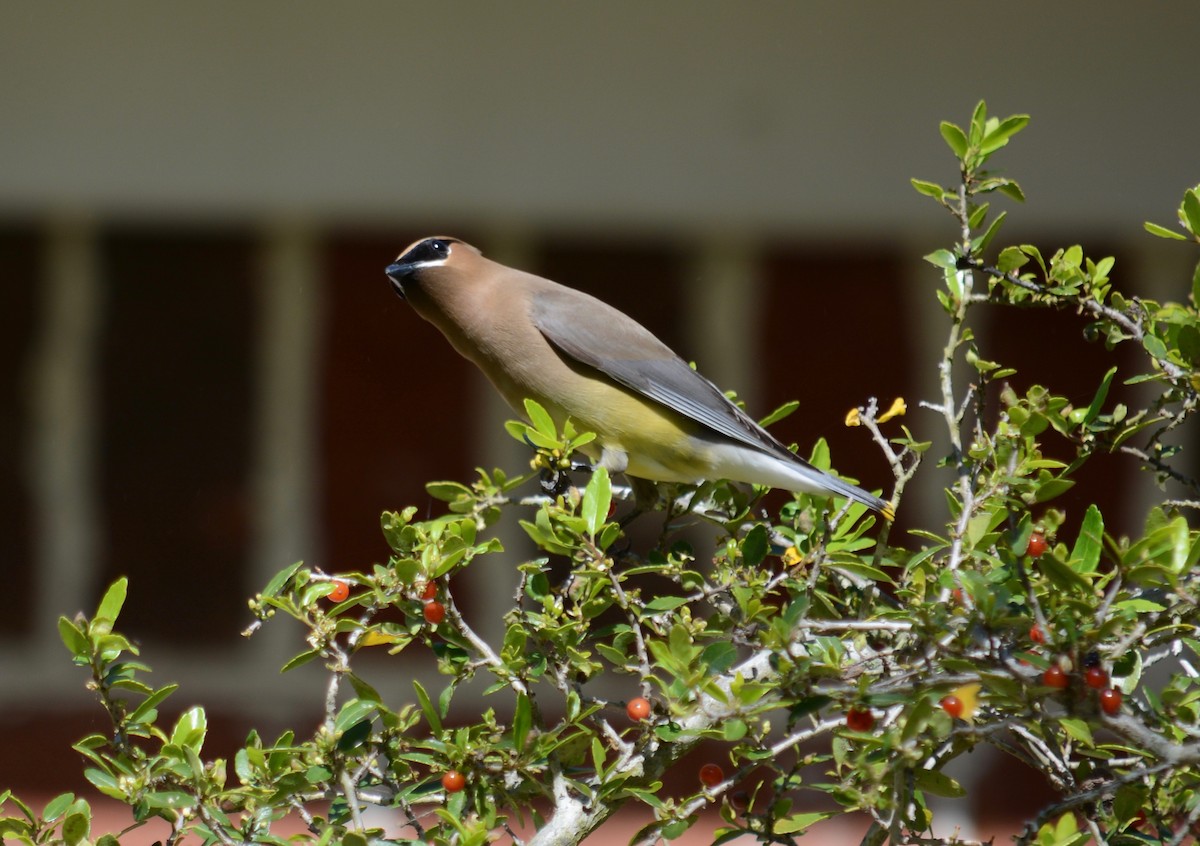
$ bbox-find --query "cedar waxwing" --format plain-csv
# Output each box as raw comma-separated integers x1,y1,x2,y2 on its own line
385,237,893,519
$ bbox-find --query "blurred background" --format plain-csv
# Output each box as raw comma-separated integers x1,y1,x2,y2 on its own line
2,2,1197,841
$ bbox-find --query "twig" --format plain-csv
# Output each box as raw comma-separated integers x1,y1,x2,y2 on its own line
339,769,366,833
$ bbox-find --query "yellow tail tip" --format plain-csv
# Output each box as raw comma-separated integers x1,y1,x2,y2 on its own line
880,502,896,522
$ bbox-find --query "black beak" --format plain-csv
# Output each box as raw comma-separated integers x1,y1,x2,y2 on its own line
385,262,412,299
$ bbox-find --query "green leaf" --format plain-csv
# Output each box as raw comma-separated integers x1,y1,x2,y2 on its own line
347,673,383,704
914,768,966,798
643,596,688,612
997,245,1029,274
170,706,207,751
759,400,799,428
968,100,988,146
513,693,532,754
775,811,834,834
1166,514,1190,575
58,617,88,658
1182,187,1200,235
1034,478,1075,502
1081,367,1117,426
334,699,377,735
62,802,90,846
700,641,738,675
96,578,128,625
426,481,472,503
998,181,1026,203
304,765,332,784
669,623,698,666
911,178,946,200
1144,221,1187,240
939,121,968,158
280,649,319,673
128,683,179,725
262,560,305,598
660,818,694,840
1037,553,1092,593
973,210,1007,254
1069,505,1104,574
923,248,957,271
414,680,443,734
42,793,75,822
967,202,990,231
979,114,1030,155
721,719,748,741
590,736,606,776
1058,717,1093,745
741,524,769,567
1113,598,1165,614
142,791,195,811
1142,333,1168,360
581,466,611,539
523,398,556,438
83,768,123,800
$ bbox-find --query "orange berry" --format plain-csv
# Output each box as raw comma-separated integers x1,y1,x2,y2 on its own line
698,763,724,787
846,707,875,732
1027,532,1048,558
1042,665,1069,689
940,695,963,719
626,697,652,722
1029,624,1045,644
423,601,446,625
441,770,465,793
327,580,350,602
421,581,438,602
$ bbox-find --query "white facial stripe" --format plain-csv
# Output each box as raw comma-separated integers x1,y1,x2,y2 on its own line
404,257,447,270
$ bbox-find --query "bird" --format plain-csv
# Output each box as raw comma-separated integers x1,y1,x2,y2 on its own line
384,236,893,519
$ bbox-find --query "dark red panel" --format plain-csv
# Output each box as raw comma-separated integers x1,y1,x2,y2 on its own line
320,231,477,570
979,247,1145,538
98,227,255,643
759,245,912,500
0,226,41,635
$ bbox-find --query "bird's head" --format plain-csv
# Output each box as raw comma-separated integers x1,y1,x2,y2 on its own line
385,236,480,299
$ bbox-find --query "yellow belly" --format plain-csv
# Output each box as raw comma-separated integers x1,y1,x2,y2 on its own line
498,362,713,483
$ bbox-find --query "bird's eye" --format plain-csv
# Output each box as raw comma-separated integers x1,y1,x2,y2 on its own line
406,238,452,266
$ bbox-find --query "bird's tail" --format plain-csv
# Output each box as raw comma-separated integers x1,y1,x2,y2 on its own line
710,442,894,520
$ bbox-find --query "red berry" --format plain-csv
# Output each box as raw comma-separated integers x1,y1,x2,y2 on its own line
626,697,651,722
421,581,438,602
846,707,875,732
1042,665,1069,689
951,588,965,605
1029,624,1046,644
940,695,963,719
441,770,465,793
327,580,350,602
1026,532,1048,558
1084,666,1109,689
698,763,724,787
423,601,446,625
1099,687,1122,715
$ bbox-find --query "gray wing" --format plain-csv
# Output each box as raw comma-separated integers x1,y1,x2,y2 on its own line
529,282,802,464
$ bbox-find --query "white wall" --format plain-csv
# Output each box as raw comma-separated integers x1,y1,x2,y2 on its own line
1,2,1196,234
